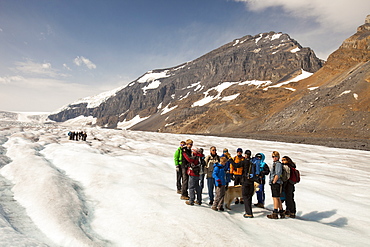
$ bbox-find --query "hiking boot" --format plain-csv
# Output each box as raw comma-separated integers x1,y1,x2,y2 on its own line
195,201,202,205
235,198,239,204
219,207,224,211
267,212,279,219
180,196,189,200
279,210,286,219
177,190,181,194
254,203,264,208
284,210,291,217
240,200,244,204
185,201,194,206
243,214,254,218
211,206,218,211
208,201,213,205
289,213,296,218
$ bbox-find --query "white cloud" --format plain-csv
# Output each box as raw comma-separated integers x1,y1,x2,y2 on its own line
63,64,72,71
73,56,97,69
234,0,370,33
0,75,25,84
13,60,60,77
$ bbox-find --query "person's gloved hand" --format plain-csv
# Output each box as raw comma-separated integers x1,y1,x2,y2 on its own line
217,179,222,187
176,166,180,172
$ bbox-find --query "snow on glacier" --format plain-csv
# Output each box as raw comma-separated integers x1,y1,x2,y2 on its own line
0,120,370,246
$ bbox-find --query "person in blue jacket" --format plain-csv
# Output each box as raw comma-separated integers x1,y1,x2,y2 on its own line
252,153,270,208
211,157,227,211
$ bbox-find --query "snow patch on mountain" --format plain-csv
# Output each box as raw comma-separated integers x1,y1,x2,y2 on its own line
142,80,161,95
117,115,150,130
221,93,240,101
63,116,97,126
271,33,282,40
137,71,169,83
192,82,236,107
339,90,351,97
291,47,301,53
55,85,127,112
161,104,178,115
239,80,272,88
264,69,313,91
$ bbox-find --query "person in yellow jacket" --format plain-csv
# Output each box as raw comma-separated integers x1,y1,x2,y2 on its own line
230,148,245,204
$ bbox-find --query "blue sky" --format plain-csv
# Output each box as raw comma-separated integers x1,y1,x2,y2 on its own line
0,0,369,112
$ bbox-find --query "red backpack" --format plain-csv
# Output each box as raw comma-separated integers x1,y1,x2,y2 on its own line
289,167,301,184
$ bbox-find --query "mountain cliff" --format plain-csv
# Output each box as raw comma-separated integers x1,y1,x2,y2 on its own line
49,31,323,127
48,16,370,150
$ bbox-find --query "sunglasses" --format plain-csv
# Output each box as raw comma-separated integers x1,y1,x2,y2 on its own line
211,149,216,151
272,156,278,158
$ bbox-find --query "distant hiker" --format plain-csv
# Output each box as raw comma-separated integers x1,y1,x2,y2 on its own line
82,131,87,141
180,139,193,200
204,146,220,205
267,151,284,219
282,156,297,218
231,148,245,204
174,141,186,194
252,153,270,208
220,148,232,190
184,147,203,206
212,157,227,211
68,131,72,140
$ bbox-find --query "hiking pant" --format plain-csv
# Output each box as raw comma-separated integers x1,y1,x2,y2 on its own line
214,185,225,209
181,166,189,197
242,182,254,216
176,165,182,191
284,182,296,213
188,176,201,203
207,177,215,202
199,174,205,189
256,183,265,204
234,175,242,186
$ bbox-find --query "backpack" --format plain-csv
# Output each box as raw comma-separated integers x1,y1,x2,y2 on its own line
190,163,201,176
249,157,261,180
289,167,301,184
281,164,290,182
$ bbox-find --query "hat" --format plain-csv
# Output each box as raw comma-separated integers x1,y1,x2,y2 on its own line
244,150,251,156
237,148,243,153
223,148,229,152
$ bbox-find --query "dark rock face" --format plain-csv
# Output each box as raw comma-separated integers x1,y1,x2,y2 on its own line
49,31,323,129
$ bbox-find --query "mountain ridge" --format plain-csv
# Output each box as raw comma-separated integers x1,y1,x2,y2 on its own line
46,16,370,150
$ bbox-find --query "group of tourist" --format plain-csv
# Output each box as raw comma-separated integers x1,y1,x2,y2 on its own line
67,131,87,141
174,139,298,219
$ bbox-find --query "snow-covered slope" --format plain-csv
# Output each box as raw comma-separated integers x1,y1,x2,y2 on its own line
0,122,369,246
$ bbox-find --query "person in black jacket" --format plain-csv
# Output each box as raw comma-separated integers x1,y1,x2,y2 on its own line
282,156,297,218
229,150,256,218
180,139,193,200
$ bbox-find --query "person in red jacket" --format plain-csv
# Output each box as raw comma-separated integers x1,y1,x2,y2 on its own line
184,147,203,205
